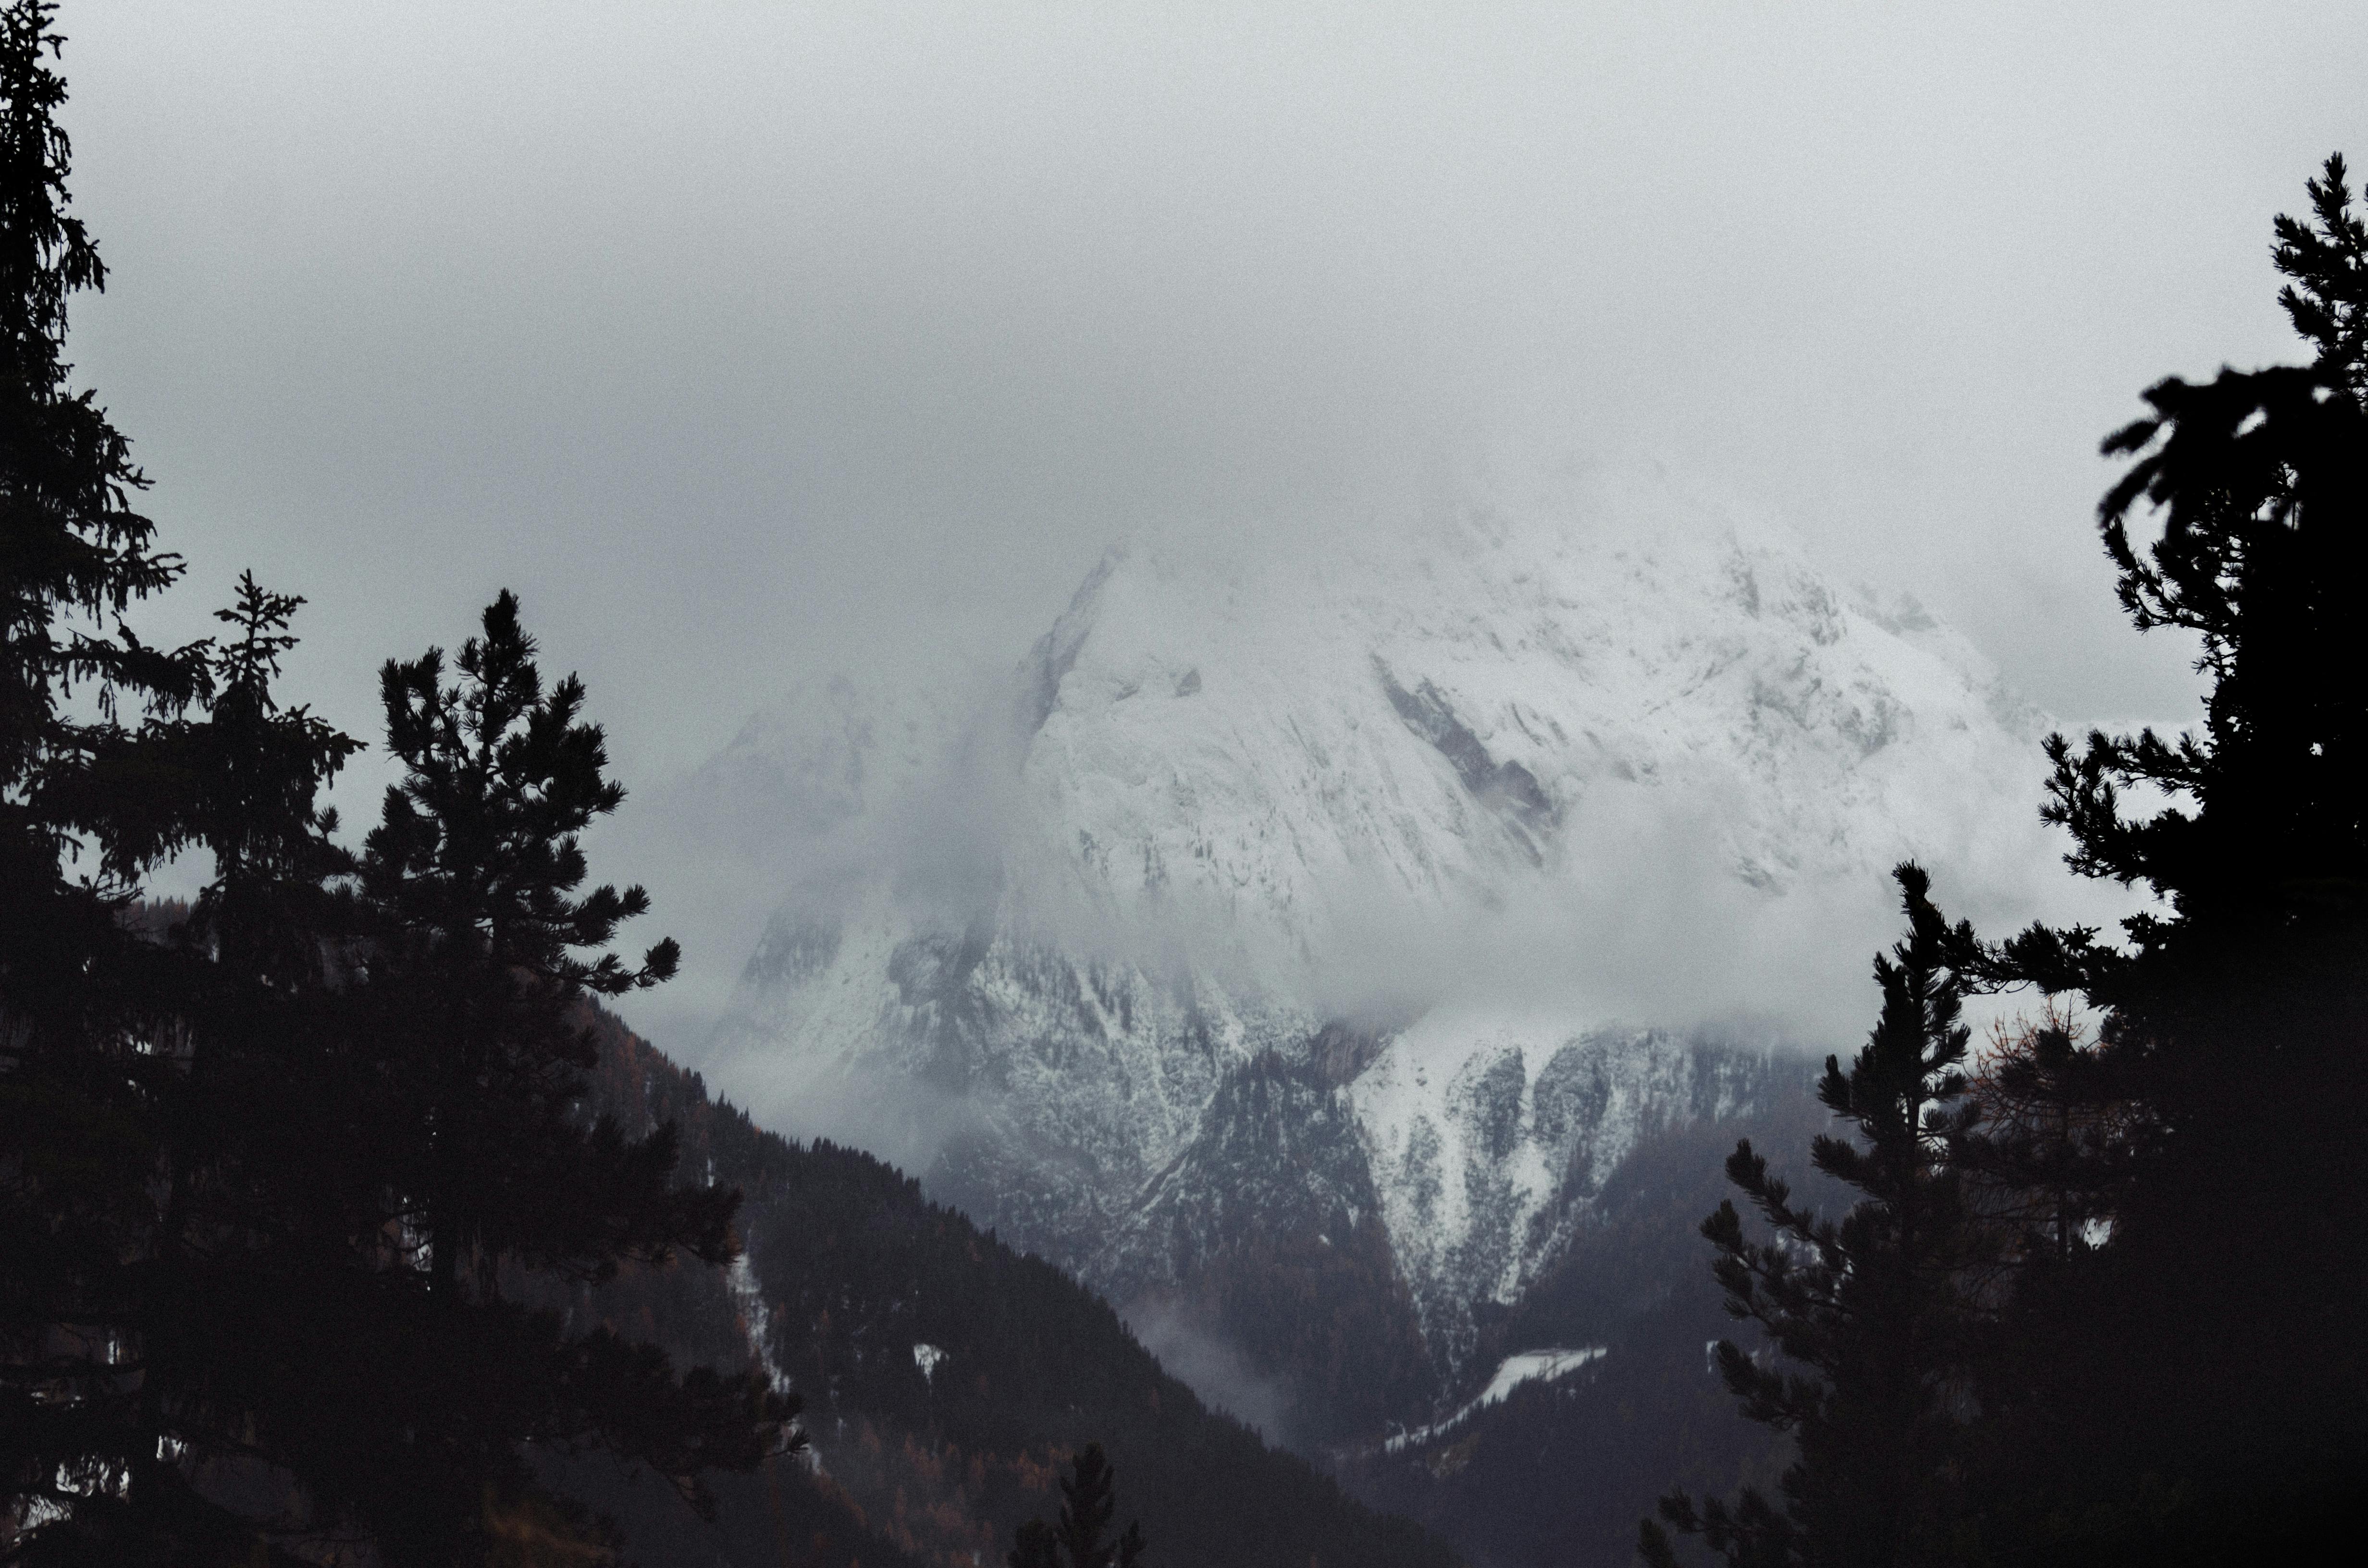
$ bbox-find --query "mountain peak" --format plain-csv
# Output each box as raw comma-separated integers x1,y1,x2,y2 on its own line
693,467,2105,1428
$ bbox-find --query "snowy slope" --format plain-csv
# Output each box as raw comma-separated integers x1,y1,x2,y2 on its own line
1350,1019,1795,1365
699,465,2080,1404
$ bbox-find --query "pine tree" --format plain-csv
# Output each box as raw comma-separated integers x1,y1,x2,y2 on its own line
0,0,194,785
1008,1445,1146,1568
315,590,796,1563
61,589,796,1567
1949,153,2368,1536
2273,153,2368,402
1979,151,2368,1027
97,578,363,1563
359,588,697,1298
0,4,226,1556
1642,867,1991,1568
2,11,796,1555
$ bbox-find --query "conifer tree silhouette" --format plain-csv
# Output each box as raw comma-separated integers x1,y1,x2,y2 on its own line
360,589,694,1298
1008,1445,1147,1568
1642,867,1991,1568
1,11,795,1556
2273,154,2368,401
0,3,233,1557
1934,153,2368,1555
324,590,798,1562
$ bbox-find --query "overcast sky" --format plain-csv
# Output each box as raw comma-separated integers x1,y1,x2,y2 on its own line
58,1,2363,846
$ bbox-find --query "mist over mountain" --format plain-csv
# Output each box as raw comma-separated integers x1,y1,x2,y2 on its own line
650,460,2131,1089
610,462,2146,1472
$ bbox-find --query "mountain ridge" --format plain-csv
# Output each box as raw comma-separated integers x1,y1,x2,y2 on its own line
696,470,2074,1381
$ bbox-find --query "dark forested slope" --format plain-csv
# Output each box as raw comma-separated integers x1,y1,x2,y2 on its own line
549,1009,1462,1568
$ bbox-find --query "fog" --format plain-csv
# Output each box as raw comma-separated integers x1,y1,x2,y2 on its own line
651,460,2156,1123
1124,1298,1294,1446
55,2,2362,1042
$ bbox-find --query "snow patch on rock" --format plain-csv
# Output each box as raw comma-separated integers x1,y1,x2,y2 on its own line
1387,1346,1609,1452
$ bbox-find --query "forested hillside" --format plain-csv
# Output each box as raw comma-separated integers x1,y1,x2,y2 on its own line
549,1011,1462,1568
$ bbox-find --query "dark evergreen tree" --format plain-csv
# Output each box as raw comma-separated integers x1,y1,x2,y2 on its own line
0,3,223,1556
1946,153,2368,1544
2,11,795,1556
2273,153,2368,402
318,589,796,1564
359,588,696,1296
0,0,194,783
1009,1445,1146,1568
1642,867,1990,1568
8,589,796,1568
86,578,362,1566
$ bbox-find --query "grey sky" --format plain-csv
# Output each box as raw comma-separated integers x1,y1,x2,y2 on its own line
59,1,2362,848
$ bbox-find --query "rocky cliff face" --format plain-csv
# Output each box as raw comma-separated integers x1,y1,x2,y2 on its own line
1349,1021,1797,1376
694,466,2070,1439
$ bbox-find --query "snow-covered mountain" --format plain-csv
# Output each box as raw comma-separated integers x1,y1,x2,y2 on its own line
695,464,2082,1430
